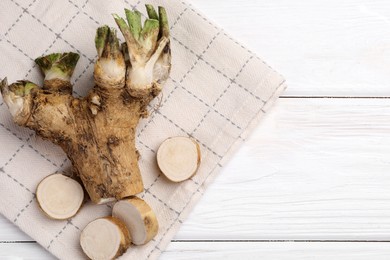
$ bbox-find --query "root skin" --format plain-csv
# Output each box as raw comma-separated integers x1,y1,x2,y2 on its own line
23,87,153,203
104,216,132,257
113,197,159,245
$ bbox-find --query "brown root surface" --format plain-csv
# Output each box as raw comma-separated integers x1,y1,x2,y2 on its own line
23,86,159,203
113,196,159,245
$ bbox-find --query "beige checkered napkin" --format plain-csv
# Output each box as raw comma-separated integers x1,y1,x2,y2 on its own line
0,0,286,259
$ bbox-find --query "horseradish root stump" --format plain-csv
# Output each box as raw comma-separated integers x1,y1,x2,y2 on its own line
0,5,171,204
1,4,186,258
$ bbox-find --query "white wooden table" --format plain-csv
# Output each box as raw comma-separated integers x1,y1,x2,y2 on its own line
2,0,390,258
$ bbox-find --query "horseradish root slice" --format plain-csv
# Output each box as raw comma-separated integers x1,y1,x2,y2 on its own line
157,136,201,182
112,197,159,245
80,217,131,260
36,173,84,220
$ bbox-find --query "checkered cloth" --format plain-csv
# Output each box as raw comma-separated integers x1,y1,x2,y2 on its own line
0,0,286,259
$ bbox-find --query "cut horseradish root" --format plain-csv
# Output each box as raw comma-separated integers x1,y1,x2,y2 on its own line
80,217,131,260
112,197,159,245
36,173,84,220
80,197,157,259
157,136,201,182
0,4,172,204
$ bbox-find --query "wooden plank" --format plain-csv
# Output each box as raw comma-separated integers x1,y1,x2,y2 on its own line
162,242,390,260
192,0,390,96
1,242,390,259
0,217,32,242
2,98,390,241
0,243,54,259
175,98,390,239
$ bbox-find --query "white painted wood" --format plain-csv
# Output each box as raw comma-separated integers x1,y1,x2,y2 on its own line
162,242,390,260
192,0,390,96
0,217,32,242
176,98,390,239
0,243,54,259
1,242,390,259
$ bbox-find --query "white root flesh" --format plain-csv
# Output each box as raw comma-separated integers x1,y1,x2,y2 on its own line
96,197,117,205
157,136,201,182
112,197,159,245
36,173,84,220
80,217,131,260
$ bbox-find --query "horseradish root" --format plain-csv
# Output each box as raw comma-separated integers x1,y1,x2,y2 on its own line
80,197,157,259
113,197,158,245
157,137,201,182
36,173,84,220
0,5,171,203
80,217,131,260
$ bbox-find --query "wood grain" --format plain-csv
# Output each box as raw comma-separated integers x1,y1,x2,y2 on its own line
1,242,390,259
177,98,390,239
192,0,390,97
0,217,31,241
0,243,54,259
163,242,390,260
